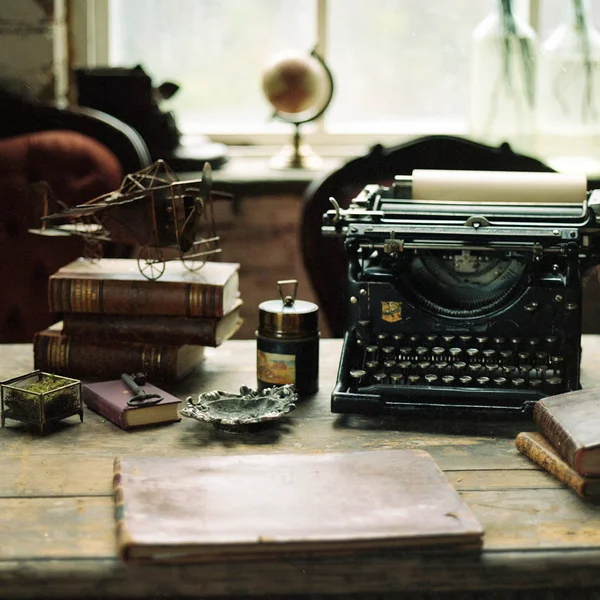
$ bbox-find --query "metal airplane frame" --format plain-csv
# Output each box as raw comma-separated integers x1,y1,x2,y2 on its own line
32,160,221,280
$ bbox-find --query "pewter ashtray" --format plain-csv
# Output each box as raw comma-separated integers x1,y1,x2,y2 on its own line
181,384,297,432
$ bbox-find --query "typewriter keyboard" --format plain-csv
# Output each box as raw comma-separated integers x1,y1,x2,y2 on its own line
347,332,568,398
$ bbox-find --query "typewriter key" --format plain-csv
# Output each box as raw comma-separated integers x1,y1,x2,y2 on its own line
350,369,366,384
390,373,404,385
257,280,319,396
432,346,445,359
383,360,397,373
482,349,496,361
382,346,395,358
546,376,564,394
442,375,455,385
372,372,387,385
493,377,507,387
449,347,462,359
425,374,438,385
459,375,472,385
365,360,379,374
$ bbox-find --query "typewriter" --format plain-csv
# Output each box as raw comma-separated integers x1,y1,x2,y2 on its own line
322,169,600,415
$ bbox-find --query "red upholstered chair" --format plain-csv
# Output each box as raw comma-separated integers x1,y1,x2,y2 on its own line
0,128,151,342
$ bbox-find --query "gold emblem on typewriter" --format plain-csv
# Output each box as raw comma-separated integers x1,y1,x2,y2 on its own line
381,301,402,323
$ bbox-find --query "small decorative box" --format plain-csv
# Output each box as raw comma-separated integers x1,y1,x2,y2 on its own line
1,370,83,434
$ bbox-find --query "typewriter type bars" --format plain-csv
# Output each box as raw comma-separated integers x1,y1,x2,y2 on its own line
323,170,600,415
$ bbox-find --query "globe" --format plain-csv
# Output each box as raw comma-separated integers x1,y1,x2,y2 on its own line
261,49,334,169
262,50,327,117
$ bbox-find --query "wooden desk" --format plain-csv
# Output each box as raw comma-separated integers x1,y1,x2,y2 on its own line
1,338,600,599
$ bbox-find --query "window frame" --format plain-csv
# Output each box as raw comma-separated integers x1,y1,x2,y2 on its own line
71,0,597,166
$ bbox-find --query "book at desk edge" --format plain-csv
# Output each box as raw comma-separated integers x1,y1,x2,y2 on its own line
516,431,600,499
48,258,240,318
62,299,243,347
533,387,600,477
83,380,181,429
112,451,484,563
34,329,204,382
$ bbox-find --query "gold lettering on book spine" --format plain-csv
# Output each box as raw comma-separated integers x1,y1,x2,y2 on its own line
141,346,162,377
47,335,70,371
70,280,100,312
188,285,218,316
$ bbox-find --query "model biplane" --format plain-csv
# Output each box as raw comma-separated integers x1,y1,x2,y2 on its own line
30,160,221,280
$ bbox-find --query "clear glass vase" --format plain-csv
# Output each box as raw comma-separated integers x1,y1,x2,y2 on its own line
536,0,600,168
468,1,537,154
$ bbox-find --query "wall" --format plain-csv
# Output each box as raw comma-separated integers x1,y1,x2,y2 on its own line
214,193,332,340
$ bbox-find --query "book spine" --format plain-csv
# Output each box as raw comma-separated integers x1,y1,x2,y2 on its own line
516,432,593,498
83,386,128,429
34,331,183,381
63,314,218,346
533,401,582,474
49,278,224,317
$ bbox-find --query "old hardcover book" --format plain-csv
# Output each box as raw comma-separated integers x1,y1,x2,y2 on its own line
34,329,204,382
516,431,600,499
62,299,243,347
113,450,484,563
49,258,240,318
533,388,600,477
83,379,181,429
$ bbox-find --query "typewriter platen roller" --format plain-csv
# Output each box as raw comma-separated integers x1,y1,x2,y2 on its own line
323,170,600,415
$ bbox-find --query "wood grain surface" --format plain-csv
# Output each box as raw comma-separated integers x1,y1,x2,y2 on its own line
1,338,600,598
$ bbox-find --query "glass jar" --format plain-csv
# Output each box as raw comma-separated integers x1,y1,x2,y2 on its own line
536,0,600,163
469,0,538,154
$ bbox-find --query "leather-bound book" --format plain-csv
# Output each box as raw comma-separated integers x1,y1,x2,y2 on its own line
113,450,484,563
62,299,243,347
83,379,181,429
516,431,600,499
34,329,204,382
533,388,600,477
49,258,240,318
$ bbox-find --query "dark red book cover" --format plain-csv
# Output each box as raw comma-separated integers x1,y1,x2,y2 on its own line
83,379,181,430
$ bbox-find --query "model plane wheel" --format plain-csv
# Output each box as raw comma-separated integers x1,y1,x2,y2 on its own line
181,249,205,272
137,246,166,280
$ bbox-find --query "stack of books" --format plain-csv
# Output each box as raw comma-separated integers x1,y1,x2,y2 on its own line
516,389,600,500
33,258,242,382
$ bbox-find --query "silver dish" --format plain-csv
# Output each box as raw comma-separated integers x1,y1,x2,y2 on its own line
181,384,297,432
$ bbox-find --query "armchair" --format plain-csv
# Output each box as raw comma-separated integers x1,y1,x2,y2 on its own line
0,89,152,342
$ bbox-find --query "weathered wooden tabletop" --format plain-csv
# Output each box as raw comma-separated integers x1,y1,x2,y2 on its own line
1,338,600,599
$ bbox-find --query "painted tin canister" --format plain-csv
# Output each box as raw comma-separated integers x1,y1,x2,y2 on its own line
256,280,319,395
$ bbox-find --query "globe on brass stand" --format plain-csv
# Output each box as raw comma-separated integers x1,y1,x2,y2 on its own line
262,48,334,170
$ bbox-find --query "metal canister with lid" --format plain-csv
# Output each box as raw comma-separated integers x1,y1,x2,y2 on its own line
256,280,319,396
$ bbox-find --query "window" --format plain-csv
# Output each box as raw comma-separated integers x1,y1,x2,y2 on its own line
74,0,600,168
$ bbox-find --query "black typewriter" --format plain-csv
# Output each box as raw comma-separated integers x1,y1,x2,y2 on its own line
322,170,600,416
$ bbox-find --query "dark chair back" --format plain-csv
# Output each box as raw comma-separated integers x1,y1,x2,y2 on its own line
300,135,562,337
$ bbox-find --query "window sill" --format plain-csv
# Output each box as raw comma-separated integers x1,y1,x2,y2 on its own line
178,143,600,198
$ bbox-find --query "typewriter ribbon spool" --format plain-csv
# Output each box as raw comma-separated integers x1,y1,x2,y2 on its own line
256,280,319,396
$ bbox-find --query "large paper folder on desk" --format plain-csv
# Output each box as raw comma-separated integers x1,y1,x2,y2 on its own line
113,450,484,563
